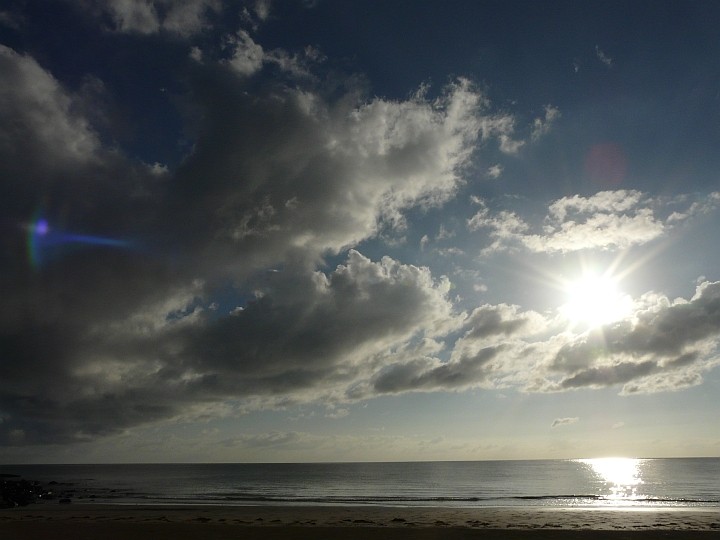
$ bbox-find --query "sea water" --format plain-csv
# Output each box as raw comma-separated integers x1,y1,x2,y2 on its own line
1,458,718,508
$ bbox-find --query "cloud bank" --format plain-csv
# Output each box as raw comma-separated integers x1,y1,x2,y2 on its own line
2,8,720,452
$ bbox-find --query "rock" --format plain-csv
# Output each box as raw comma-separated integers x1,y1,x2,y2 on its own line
1,475,55,507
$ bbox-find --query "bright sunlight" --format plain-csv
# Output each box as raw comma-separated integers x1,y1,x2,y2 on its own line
560,272,632,328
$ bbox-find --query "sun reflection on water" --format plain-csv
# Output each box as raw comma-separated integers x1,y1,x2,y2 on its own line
578,457,644,503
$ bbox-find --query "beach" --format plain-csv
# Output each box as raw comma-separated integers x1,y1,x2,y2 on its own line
2,504,720,539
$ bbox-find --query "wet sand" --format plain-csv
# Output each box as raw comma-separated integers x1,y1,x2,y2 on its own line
1,504,719,539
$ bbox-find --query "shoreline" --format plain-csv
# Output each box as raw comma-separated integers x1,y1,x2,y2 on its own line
1,503,719,536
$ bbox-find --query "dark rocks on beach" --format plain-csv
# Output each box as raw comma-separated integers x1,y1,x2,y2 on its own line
0,475,56,508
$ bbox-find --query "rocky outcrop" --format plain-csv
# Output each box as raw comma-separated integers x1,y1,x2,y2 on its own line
0,474,54,508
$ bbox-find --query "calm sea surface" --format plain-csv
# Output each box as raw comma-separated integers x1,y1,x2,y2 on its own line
2,458,719,508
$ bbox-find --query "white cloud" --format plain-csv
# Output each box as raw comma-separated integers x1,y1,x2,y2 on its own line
486,163,504,179
523,207,664,252
225,30,265,76
469,190,718,254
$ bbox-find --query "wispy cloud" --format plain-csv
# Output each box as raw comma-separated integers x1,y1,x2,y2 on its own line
486,164,504,179
595,45,613,68
100,0,221,36
531,105,561,141
468,190,720,254
551,417,579,428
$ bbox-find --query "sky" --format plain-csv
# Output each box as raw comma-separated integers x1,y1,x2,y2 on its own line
2,0,720,463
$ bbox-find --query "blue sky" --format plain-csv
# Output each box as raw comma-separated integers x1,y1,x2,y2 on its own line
2,0,720,463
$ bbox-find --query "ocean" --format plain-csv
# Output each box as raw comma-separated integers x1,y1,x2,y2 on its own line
2,458,719,508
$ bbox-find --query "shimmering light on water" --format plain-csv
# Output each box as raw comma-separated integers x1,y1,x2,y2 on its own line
578,457,644,503
2,459,718,508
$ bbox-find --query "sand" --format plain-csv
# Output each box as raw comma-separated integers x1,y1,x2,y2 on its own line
2,504,719,539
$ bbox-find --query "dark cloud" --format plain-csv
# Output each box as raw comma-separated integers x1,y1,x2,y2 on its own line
364,303,548,396
169,68,486,278
0,34,490,445
371,346,503,394
462,304,536,341
560,360,657,389
0,247,460,444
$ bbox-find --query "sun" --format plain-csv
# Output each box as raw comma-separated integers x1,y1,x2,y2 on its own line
560,272,631,328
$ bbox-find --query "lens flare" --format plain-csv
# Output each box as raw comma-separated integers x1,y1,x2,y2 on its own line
27,215,133,270
35,219,49,236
